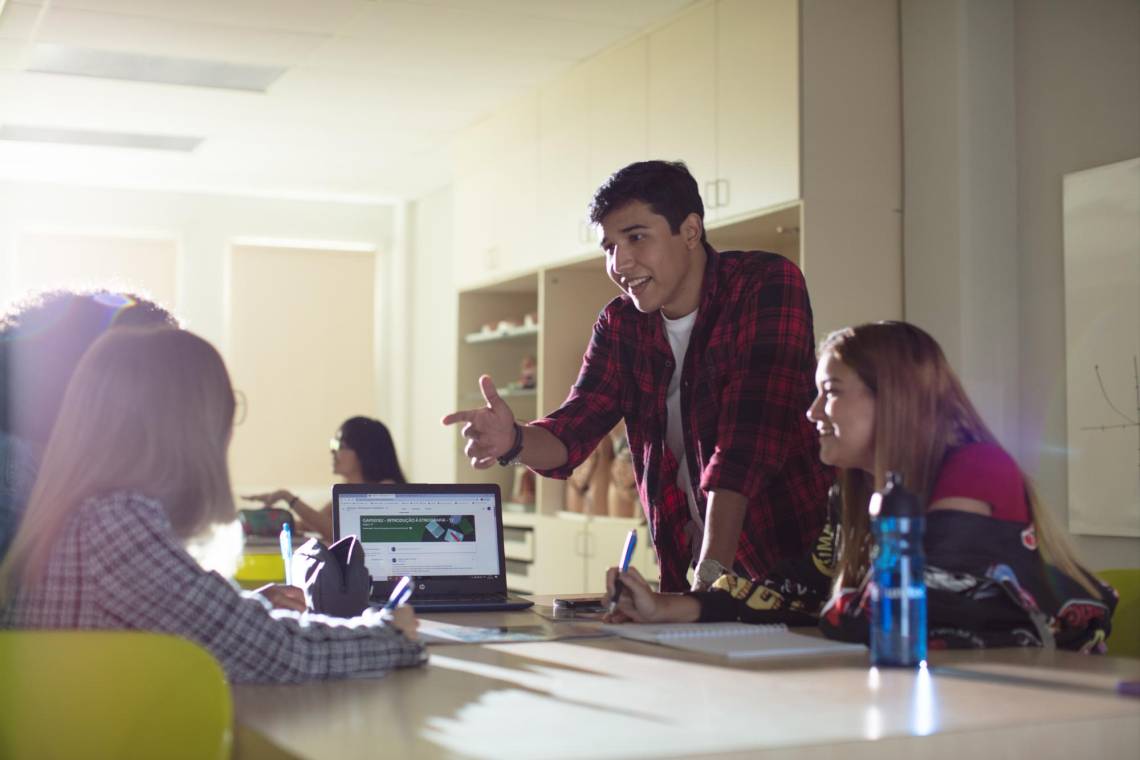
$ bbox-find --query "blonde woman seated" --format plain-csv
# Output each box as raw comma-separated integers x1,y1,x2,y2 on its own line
606,321,1115,651
245,416,406,543
0,328,426,682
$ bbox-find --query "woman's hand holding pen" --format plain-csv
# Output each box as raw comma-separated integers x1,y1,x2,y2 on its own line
254,583,307,613
384,605,419,641
603,566,702,624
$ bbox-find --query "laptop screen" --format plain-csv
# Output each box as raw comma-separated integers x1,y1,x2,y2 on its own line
333,484,507,596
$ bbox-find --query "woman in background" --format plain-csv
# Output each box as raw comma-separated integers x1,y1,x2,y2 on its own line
606,321,1114,651
245,416,406,542
0,328,424,682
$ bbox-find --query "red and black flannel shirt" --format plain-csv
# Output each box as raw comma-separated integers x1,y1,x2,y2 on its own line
532,247,833,591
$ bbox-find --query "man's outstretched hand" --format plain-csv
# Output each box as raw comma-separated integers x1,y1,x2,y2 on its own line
441,375,517,470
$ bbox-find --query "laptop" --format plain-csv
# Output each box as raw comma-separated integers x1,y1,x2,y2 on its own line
333,483,534,612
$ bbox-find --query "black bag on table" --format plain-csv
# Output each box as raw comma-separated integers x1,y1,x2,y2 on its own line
293,536,372,618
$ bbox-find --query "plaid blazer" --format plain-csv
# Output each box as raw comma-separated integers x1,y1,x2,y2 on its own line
534,248,833,590
1,491,426,682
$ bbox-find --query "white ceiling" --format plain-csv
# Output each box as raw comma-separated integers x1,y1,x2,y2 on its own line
0,0,693,201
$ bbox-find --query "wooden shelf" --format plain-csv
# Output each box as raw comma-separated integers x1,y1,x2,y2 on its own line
464,324,539,344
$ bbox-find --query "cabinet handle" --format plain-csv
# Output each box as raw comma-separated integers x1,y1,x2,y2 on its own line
717,179,730,209
574,530,586,557
583,532,595,558
704,180,718,209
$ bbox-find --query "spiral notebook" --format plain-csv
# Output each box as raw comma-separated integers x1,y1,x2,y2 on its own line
600,622,866,660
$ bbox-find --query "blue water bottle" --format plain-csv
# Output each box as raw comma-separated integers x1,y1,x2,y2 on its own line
869,471,927,667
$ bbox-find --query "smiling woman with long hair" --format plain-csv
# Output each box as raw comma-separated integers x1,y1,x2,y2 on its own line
604,321,1115,652
0,327,426,682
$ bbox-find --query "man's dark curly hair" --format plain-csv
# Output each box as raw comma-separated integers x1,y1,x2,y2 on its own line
588,160,707,243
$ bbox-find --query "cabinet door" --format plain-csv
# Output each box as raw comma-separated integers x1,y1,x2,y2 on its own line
452,168,497,289
529,515,588,595
587,37,648,199
538,66,594,266
583,518,645,594
648,2,717,216
492,95,539,278
715,0,800,218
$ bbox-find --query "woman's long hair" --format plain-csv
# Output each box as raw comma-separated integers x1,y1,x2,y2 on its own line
822,321,1098,596
0,328,236,597
339,416,406,483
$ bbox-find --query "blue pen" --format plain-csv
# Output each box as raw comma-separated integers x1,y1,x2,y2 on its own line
279,522,293,586
607,529,638,614
384,576,415,611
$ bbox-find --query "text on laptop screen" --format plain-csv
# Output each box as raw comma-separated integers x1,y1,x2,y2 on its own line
338,492,500,581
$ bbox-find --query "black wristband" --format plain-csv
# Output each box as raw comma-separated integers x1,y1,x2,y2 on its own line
498,423,524,467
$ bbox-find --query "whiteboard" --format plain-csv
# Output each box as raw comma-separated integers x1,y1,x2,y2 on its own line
1063,157,1140,537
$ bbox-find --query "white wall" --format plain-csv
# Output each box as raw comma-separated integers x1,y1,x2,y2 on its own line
0,179,401,485
901,0,1021,450
1013,0,1140,567
902,0,1140,568
406,186,458,482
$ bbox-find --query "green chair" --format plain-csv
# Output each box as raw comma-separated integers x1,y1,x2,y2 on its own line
1098,568,1140,659
0,630,233,760
234,551,285,590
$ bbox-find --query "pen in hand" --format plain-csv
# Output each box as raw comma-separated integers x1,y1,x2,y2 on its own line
279,522,293,586
608,529,638,615
384,575,415,611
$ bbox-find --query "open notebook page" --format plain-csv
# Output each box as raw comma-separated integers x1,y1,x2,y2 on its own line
601,622,866,660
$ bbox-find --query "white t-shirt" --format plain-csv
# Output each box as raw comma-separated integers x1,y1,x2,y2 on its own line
662,309,703,530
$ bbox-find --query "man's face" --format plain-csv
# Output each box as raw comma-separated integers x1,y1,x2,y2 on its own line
598,200,703,317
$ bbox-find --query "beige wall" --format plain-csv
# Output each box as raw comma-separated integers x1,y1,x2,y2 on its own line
12,231,178,312
227,244,377,490
1014,0,1140,567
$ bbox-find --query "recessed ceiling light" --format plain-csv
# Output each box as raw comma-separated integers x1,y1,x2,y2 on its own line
27,43,286,93
0,124,202,152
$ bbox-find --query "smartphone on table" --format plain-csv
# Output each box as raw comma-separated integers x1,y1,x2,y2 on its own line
552,595,606,612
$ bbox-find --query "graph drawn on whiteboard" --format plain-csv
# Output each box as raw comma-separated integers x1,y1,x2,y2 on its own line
1079,359,1140,502
1063,156,1140,538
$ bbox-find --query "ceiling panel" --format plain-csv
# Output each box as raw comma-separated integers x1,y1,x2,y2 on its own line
0,0,697,199
33,0,362,36
28,7,330,65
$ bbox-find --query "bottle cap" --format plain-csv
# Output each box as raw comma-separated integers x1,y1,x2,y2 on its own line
869,470,922,518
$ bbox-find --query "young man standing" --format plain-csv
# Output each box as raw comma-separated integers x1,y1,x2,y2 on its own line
443,161,831,592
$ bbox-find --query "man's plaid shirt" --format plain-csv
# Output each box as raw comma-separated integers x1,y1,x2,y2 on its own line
533,248,833,591
2,491,427,682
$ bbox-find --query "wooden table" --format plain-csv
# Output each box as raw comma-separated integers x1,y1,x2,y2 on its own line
233,599,1140,759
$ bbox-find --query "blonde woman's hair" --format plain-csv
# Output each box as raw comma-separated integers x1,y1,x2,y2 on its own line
0,328,236,597
820,321,1099,597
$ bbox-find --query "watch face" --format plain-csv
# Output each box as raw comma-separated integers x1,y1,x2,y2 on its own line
697,560,725,584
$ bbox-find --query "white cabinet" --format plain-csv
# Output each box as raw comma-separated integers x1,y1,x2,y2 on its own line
538,37,651,267
504,513,658,594
455,0,801,285
647,2,718,211
538,65,593,267
585,37,649,194
646,0,800,223
452,94,538,289
714,0,800,219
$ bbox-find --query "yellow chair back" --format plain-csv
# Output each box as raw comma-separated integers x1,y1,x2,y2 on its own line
1098,568,1140,659
234,551,286,589
0,630,232,760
